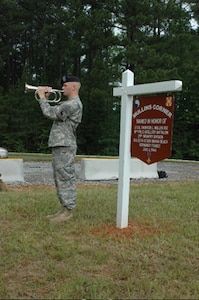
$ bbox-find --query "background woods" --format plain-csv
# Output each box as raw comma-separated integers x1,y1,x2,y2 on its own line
0,0,198,160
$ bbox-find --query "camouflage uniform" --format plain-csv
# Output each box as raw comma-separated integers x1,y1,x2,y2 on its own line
38,96,83,209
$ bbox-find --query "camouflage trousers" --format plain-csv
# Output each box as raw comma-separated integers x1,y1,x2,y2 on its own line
52,146,77,210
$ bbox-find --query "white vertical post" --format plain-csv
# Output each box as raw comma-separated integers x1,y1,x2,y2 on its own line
116,70,134,228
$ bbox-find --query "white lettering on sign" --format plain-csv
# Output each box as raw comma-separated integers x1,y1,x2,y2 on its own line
133,104,152,118
133,121,169,153
152,104,172,118
136,118,167,125
133,105,172,119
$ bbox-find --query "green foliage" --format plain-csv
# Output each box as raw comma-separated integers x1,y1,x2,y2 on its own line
0,0,198,159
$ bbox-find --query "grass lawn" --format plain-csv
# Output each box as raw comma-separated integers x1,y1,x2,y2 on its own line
0,181,198,299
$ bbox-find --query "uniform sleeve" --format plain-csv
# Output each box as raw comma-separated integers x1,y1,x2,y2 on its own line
38,98,77,121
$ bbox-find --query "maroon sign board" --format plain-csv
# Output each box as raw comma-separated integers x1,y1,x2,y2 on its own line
131,94,175,164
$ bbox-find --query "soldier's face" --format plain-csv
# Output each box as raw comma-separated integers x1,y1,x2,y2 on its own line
62,82,74,97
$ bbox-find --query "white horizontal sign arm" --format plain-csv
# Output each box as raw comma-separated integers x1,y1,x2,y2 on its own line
113,80,182,97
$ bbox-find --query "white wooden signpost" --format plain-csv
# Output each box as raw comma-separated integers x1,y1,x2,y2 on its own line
113,69,182,229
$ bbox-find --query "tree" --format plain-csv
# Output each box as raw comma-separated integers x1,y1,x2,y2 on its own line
0,0,198,159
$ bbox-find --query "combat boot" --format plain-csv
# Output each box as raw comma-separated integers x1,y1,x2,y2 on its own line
46,208,63,220
49,207,73,223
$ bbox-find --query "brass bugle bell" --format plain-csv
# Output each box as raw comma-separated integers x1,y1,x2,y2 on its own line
25,83,63,103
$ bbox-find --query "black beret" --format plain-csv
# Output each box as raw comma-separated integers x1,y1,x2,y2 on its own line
61,75,80,85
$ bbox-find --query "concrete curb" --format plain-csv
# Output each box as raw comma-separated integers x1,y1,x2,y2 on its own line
79,158,158,180
0,159,24,182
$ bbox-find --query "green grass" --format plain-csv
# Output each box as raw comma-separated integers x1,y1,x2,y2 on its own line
9,152,199,164
9,152,52,162
0,181,198,299
8,152,117,162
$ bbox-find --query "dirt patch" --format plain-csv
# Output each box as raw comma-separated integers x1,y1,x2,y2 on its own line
7,185,55,191
90,221,160,240
5,182,162,192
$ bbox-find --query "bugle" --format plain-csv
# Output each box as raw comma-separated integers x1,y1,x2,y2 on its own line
25,83,63,103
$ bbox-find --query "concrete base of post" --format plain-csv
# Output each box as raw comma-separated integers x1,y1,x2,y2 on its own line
79,158,158,180
0,159,24,182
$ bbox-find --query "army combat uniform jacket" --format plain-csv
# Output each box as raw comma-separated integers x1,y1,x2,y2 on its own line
38,96,83,148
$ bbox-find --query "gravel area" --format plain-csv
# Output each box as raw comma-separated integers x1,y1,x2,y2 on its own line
7,160,199,186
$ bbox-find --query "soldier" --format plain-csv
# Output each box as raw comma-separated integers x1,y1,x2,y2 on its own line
37,76,83,223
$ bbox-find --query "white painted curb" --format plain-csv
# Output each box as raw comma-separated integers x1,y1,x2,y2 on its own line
0,159,24,182
79,158,158,180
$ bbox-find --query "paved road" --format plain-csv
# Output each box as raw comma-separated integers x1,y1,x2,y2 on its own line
21,160,199,186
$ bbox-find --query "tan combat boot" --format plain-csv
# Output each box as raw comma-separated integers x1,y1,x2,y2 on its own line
49,207,73,223
46,208,63,220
